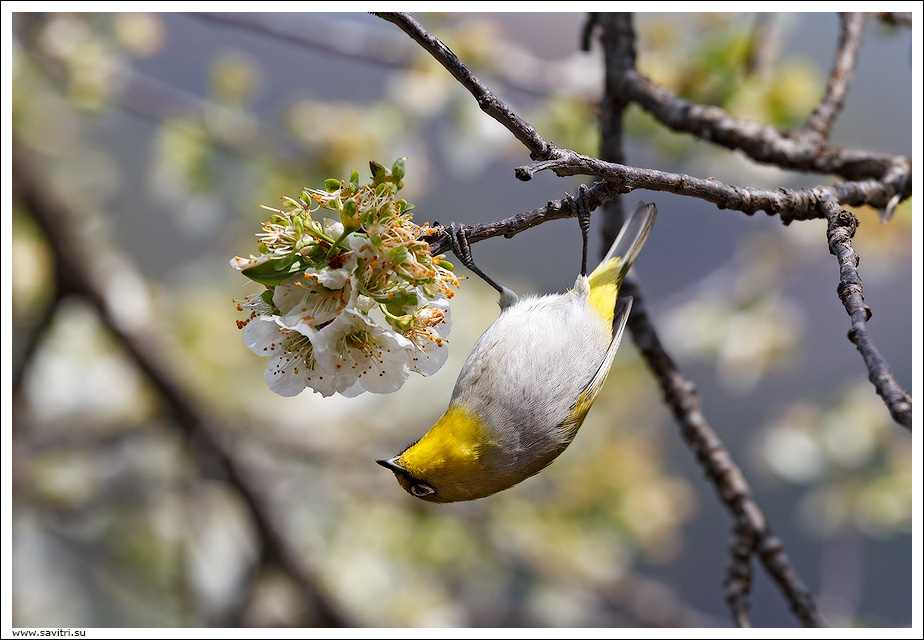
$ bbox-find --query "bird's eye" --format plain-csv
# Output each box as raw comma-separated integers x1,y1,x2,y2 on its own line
410,483,435,497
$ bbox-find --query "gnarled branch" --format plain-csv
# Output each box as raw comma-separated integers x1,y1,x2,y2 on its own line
620,276,825,627
822,198,912,429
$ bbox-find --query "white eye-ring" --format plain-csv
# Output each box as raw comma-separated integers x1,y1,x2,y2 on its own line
411,483,435,497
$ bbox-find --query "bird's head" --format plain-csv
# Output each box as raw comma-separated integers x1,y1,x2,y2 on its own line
377,403,507,503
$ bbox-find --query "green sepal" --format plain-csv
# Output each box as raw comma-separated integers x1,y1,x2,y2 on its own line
324,178,342,192
342,198,357,217
369,160,388,184
380,289,419,309
391,157,406,182
389,245,409,263
388,312,415,333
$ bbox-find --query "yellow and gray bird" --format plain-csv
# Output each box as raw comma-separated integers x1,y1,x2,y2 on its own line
378,199,657,502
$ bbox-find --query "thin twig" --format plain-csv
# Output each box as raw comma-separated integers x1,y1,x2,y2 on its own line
615,69,906,182
803,13,869,140
876,12,912,27
199,12,416,70
373,12,558,161
424,179,621,256
12,149,352,627
724,524,755,627
743,14,775,76
822,198,913,429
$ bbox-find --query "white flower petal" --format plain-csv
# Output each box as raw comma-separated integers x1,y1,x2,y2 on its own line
303,364,360,398
357,335,414,393
404,296,452,376
274,272,355,329
348,233,373,254
230,254,273,271
272,277,306,315
242,315,287,357
408,340,449,376
314,265,351,290
322,218,344,238
264,349,310,397
311,310,413,395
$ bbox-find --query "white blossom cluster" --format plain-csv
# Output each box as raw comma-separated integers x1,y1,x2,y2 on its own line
231,160,459,397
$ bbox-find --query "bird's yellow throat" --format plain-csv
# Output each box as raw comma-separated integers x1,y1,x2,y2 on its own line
399,403,490,477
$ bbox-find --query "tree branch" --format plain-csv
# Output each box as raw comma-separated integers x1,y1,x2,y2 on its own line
594,13,823,627
803,13,869,140
518,152,908,222
372,12,558,161
724,523,755,627
423,149,907,258
621,277,826,627
424,179,621,256
822,198,913,429
614,63,906,183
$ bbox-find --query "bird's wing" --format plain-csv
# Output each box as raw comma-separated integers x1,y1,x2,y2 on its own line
559,295,633,440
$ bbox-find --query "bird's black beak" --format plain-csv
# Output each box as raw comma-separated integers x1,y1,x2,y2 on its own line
377,457,418,482
376,457,402,472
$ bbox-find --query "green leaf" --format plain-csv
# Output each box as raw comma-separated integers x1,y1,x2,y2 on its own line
242,255,306,286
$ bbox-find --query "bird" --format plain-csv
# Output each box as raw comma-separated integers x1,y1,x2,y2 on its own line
377,196,657,502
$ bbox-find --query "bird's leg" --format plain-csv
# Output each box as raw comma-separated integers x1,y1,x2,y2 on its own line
448,223,518,308
570,184,592,277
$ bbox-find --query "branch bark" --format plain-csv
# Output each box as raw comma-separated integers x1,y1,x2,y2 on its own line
373,12,558,161
383,9,909,620
610,33,906,182
822,198,913,429
516,152,909,222
803,13,869,140
620,276,826,627
594,13,824,627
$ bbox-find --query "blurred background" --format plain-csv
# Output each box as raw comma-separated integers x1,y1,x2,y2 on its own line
8,11,915,628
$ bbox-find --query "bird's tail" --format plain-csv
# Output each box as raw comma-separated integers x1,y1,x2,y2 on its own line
586,201,657,328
